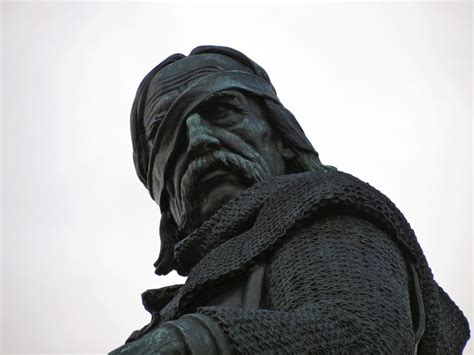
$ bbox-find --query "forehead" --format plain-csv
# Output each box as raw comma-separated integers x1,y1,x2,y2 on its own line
143,54,251,123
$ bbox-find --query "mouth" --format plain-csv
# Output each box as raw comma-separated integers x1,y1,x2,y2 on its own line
176,150,263,209
199,169,230,184
197,169,242,197
178,151,241,193
170,151,264,231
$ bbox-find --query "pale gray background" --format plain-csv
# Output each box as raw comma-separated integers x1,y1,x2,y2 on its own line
2,2,472,354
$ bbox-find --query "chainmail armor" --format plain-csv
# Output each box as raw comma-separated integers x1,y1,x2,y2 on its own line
131,170,469,354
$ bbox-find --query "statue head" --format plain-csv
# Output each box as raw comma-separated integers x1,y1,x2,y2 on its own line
131,46,325,275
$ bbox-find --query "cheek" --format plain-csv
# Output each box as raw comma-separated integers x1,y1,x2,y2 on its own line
248,119,276,150
243,118,286,174
235,117,271,142
262,144,286,175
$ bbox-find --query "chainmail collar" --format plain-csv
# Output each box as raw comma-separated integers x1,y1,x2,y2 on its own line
173,174,295,275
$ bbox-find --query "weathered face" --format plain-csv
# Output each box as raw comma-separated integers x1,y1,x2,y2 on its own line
147,87,286,235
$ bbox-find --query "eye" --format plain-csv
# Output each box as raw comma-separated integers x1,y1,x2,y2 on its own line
198,92,245,125
202,101,231,117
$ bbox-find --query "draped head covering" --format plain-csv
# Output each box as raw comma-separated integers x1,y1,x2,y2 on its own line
130,45,321,274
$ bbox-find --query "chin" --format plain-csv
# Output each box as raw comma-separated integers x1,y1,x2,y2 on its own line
202,183,242,216
178,180,245,234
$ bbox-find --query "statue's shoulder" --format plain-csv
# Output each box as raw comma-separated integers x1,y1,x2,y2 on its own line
275,168,379,198
266,169,414,255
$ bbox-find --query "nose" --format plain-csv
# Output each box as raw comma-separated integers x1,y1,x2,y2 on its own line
185,113,220,158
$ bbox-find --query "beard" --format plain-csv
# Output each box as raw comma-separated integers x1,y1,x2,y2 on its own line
170,150,270,234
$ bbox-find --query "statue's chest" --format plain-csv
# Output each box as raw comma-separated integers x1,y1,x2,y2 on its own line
199,263,267,310
159,263,267,323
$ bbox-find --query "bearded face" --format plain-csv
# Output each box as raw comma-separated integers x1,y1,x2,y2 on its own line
138,52,294,237
149,88,287,236
131,46,323,274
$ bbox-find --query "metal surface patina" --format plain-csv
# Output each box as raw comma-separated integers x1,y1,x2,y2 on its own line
111,46,469,354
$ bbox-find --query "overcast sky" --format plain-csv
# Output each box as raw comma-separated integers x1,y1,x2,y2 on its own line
2,2,472,354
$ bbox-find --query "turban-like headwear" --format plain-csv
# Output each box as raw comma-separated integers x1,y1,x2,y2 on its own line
131,45,318,206
130,46,321,274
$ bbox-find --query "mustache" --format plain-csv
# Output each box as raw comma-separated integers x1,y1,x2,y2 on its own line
175,150,269,230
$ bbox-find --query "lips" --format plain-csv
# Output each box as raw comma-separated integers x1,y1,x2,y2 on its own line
199,169,229,184
197,169,242,197
178,153,226,191
177,151,231,194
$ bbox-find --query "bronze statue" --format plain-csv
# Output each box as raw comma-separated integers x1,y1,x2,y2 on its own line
111,46,469,354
